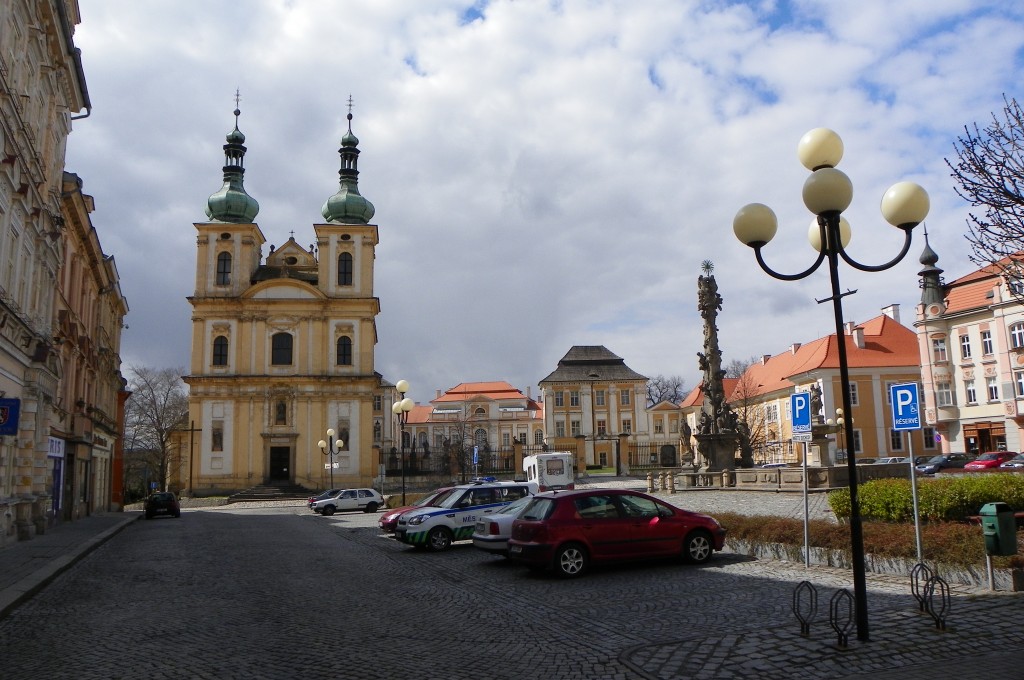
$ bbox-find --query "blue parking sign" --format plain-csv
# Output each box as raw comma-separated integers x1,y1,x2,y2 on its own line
890,383,921,431
791,392,811,434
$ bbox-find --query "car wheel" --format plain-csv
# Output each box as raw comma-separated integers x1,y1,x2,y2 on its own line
426,527,453,552
553,543,588,578
682,530,713,564
322,505,336,516
364,502,379,513
174,511,181,518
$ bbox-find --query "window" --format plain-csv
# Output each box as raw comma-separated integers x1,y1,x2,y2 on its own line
764,403,779,422
621,418,632,434
960,334,972,359
216,252,231,286
534,429,544,445
982,330,993,355
570,420,581,436
555,421,566,437
502,433,510,446
596,419,607,436
932,338,948,361
851,429,862,454
212,335,228,366
271,332,293,365
890,429,904,451
987,376,999,401
212,422,224,451
336,336,352,365
1012,324,1024,349
848,382,859,406
620,390,630,406
595,390,605,406
923,426,937,450
554,392,564,407
374,395,382,411
1017,371,1024,397
337,252,353,286
654,420,664,434
936,382,954,407
965,380,977,404
570,391,580,407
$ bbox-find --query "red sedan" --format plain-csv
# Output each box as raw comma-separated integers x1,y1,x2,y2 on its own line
377,486,454,533
507,488,726,578
964,451,1017,470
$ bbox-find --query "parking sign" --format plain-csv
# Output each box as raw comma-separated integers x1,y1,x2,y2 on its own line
791,392,812,442
890,382,921,431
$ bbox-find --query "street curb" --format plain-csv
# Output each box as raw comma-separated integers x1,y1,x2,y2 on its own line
0,513,141,621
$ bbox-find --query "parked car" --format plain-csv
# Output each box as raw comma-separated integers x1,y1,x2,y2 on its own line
378,486,455,533
855,458,878,465
471,495,534,557
395,480,537,551
1000,453,1024,469
916,453,970,475
758,462,787,468
964,451,1017,470
311,488,384,516
144,491,181,519
507,489,726,578
307,488,340,509
876,457,909,464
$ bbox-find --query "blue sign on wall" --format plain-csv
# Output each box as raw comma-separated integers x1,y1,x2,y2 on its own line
0,398,20,436
890,382,921,431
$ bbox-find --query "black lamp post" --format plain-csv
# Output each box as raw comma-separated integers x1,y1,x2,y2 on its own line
317,429,344,490
391,379,414,505
733,127,930,643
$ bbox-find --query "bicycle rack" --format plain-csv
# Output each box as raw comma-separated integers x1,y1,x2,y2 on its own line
828,589,855,649
792,581,818,636
924,574,951,631
910,562,933,612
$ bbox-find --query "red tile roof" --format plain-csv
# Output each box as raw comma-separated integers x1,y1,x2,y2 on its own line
432,381,527,403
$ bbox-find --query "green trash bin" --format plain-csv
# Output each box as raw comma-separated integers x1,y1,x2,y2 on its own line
979,502,1018,557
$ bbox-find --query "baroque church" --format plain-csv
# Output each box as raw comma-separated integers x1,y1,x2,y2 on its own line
183,104,391,494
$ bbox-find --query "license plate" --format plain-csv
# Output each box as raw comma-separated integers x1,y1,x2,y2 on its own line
510,545,522,554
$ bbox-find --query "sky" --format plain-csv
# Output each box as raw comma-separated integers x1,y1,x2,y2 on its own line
65,0,1024,406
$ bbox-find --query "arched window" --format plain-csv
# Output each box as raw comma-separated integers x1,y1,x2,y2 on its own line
212,335,228,366
474,428,488,447
336,336,352,365
338,252,353,286
1011,323,1024,349
271,332,293,365
216,252,232,286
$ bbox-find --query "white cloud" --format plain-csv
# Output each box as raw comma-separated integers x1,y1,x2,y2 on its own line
67,0,1024,402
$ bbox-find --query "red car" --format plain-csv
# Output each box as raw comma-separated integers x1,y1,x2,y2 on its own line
964,451,1017,470
507,488,726,578
377,486,455,533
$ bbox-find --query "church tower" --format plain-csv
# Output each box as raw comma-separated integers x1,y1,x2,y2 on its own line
184,102,382,494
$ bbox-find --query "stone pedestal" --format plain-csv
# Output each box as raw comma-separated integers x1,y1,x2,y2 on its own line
808,423,836,467
694,433,740,472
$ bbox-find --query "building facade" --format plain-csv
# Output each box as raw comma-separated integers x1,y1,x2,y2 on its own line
183,108,392,494
916,245,1024,455
727,306,931,465
0,1,128,546
538,346,653,473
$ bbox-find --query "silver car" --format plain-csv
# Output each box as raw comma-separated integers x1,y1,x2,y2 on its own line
471,495,534,557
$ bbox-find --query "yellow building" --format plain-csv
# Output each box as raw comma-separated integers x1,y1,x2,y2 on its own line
184,108,386,495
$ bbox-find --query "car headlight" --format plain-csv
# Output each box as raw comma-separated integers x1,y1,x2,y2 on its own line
408,515,426,525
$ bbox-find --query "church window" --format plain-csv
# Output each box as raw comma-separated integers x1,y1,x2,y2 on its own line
216,252,232,286
336,336,352,365
212,336,228,366
338,252,353,286
271,333,293,365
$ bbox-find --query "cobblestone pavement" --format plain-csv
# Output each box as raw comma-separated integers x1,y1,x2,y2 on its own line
0,485,1019,679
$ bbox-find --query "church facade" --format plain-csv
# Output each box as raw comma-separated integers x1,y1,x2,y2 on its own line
183,106,392,495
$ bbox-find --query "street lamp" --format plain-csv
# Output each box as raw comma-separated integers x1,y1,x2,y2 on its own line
733,127,929,643
317,429,344,491
391,379,414,505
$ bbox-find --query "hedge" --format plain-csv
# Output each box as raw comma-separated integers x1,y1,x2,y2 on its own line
828,474,1024,523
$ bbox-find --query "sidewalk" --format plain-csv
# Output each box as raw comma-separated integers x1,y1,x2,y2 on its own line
0,511,139,620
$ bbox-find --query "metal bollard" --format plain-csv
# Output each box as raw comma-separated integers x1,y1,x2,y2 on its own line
646,472,654,492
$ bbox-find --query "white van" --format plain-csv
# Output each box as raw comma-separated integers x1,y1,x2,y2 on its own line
523,452,575,491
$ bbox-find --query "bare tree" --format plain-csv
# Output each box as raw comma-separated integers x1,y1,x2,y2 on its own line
124,366,189,493
646,374,687,407
948,95,1024,285
724,355,758,379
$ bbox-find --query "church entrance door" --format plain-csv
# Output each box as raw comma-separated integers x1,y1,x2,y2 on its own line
269,446,290,482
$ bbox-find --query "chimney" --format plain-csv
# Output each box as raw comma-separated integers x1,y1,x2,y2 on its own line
761,354,771,365
526,386,532,399
790,343,801,354
881,303,901,324
853,327,865,348
435,389,441,398
844,321,856,335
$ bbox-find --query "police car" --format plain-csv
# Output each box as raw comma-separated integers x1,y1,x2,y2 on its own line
394,480,537,552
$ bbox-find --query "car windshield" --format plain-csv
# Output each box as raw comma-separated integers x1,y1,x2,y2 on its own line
926,455,946,463
495,495,532,516
418,489,456,507
977,453,1000,461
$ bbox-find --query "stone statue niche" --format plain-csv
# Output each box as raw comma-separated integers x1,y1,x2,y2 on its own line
693,262,752,471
